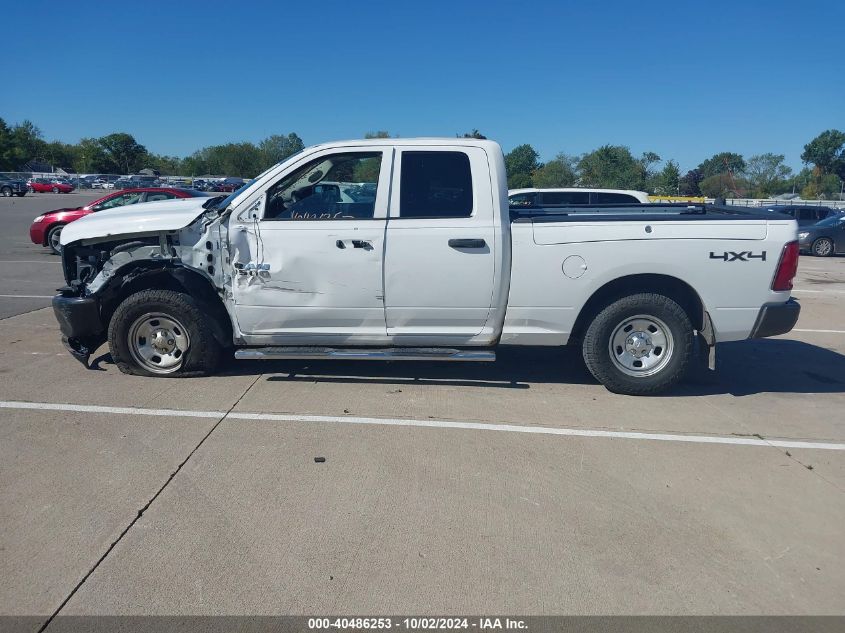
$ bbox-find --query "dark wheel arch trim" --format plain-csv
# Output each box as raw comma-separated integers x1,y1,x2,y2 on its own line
569,273,705,344
97,263,232,350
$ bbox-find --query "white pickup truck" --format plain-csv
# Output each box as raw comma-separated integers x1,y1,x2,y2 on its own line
54,138,800,395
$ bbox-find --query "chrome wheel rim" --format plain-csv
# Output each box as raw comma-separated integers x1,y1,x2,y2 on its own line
814,239,832,256
127,313,190,374
609,314,674,377
49,227,62,252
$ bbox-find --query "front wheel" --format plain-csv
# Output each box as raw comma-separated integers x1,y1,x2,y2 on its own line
811,238,833,257
108,289,222,377
52,186,59,193
582,293,694,395
1,186,11,197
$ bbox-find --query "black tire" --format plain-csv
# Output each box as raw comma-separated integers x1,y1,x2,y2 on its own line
108,289,222,377
1,186,11,197
46,224,64,255
52,186,59,193
811,238,833,257
582,293,694,396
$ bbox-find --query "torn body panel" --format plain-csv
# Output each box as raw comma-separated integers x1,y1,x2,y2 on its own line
55,213,233,366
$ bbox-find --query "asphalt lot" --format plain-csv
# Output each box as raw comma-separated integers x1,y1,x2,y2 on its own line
1,193,844,626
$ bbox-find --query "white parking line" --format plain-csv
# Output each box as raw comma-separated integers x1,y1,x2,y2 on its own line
1,400,844,451
0,294,53,299
793,288,845,294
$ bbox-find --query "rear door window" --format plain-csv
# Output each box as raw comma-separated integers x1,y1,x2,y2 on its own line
399,151,473,218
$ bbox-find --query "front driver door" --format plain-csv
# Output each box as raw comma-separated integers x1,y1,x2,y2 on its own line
229,148,392,342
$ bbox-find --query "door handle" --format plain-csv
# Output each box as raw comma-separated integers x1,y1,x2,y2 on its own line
448,238,486,249
337,239,373,250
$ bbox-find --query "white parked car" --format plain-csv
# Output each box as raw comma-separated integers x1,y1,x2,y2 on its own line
509,188,650,209
53,138,800,395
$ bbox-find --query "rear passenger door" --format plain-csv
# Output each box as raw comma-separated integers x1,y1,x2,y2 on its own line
383,147,497,342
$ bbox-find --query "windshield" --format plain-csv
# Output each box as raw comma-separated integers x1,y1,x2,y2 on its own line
812,213,845,227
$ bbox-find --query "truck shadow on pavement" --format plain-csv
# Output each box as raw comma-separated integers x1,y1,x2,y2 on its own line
227,339,845,397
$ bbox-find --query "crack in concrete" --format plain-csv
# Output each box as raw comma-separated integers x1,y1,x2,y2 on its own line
36,373,264,632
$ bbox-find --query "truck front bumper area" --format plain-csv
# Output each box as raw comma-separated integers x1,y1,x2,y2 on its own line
749,298,801,339
52,289,106,367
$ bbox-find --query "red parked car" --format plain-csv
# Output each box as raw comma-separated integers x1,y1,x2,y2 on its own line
30,188,211,254
29,178,75,193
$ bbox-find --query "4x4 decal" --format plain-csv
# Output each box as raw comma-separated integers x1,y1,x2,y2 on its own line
709,251,766,262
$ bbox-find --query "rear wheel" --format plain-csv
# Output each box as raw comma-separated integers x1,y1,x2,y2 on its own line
1,186,11,197
582,293,694,395
811,237,833,257
108,289,222,377
46,224,64,254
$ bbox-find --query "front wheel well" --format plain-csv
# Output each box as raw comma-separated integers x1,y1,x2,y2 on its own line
569,274,705,345
44,222,65,245
99,264,232,349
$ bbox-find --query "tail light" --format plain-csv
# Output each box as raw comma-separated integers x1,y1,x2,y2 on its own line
771,240,799,291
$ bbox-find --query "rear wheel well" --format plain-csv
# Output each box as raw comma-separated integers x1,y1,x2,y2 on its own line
569,274,704,345
99,265,232,349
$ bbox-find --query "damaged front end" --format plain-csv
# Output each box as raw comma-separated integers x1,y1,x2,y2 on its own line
54,208,228,368
54,237,165,367
53,290,107,366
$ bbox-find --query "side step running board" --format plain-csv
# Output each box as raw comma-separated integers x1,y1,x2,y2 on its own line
234,347,496,362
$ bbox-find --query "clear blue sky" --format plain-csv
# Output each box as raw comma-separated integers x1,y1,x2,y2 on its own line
2,0,842,172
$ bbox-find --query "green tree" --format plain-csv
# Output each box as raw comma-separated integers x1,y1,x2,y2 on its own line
679,169,703,196
697,152,746,179
745,153,792,197
699,173,749,198
0,118,13,170
9,120,46,168
505,144,540,189
801,173,843,199
258,133,304,167
364,131,391,139
577,145,645,190
651,159,680,195
459,129,487,139
531,153,577,187
801,129,845,179
72,137,109,173
97,133,147,174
